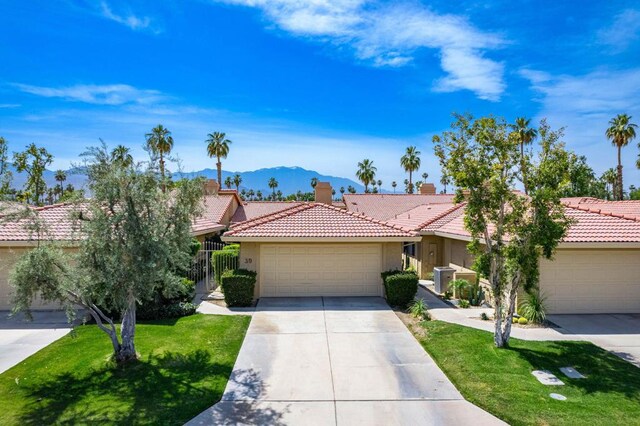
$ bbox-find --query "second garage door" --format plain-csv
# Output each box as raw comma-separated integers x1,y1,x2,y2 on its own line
259,243,383,297
540,249,640,314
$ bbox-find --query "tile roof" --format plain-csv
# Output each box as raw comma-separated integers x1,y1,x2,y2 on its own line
343,193,456,221
231,201,304,224
562,199,640,222
224,203,419,239
201,194,237,225
0,203,82,242
386,203,459,230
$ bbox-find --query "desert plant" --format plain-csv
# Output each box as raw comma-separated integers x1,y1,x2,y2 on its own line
450,278,469,299
381,270,418,308
408,298,430,320
458,299,470,309
480,312,490,321
467,281,485,306
519,291,548,324
518,317,529,325
443,290,453,300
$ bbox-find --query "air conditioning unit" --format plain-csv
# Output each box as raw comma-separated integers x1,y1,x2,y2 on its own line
433,266,456,294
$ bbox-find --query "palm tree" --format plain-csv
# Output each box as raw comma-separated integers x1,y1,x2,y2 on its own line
601,168,618,200
391,181,397,193
422,172,429,182
400,146,421,194
111,145,134,167
356,159,376,192
606,114,637,200
268,177,278,199
145,124,174,192
233,174,242,191
247,189,255,200
339,186,345,195
404,179,409,193
311,177,318,189
440,173,451,194
347,185,355,194
256,190,263,200
512,117,538,194
205,132,232,186
54,170,66,198
224,176,232,189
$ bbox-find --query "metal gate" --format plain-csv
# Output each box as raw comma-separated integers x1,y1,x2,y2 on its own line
189,241,228,292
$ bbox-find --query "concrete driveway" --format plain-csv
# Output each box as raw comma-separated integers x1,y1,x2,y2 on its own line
549,314,640,368
188,297,503,426
0,310,72,374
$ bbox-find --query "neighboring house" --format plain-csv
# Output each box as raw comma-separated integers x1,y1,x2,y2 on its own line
344,188,640,314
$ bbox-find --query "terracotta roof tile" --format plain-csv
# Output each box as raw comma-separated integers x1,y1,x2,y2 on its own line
231,201,304,224
225,203,419,238
386,203,459,230
0,203,83,242
562,199,640,222
343,193,456,221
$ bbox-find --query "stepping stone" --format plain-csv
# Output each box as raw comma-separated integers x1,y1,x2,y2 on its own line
560,367,585,379
550,393,567,401
532,370,564,385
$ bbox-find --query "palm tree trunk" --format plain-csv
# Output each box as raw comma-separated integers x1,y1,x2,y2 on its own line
160,153,166,193
408,171,413,194
217,159,222,186
521,142,528,195
617,145,623,200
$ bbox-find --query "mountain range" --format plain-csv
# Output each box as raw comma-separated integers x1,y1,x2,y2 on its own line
6,165,366,195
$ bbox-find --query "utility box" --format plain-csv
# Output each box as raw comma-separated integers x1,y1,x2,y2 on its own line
434,267,456,294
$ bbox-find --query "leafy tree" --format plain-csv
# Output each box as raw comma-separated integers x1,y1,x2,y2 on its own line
606,114,637,200
601,168,617,200
629,185,640,200
560,154,607,198
54,170,67,198
391,181,397,193
111,144,134,168
224,176,232,189
10,144,203,363
310,177,318,189
13,143,53,206
233,174,242,191
145,124,174,193
434,115,571,348
400,146,421,194
356,159,376,192
268,177,278,199
0,136,13,200
205,132,232,186
511,117,538,194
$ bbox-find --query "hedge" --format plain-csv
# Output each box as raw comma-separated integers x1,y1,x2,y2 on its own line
381,270,418,308
221,268,256,307
212,247,239,285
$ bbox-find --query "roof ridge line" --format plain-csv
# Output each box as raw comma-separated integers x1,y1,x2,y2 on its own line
564,203,640,223
227,202,315,233
319,203,418,235
416,202,466,231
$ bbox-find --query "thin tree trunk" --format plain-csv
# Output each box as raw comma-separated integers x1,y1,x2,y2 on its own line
117,296,138,363
408,171,413,194
160,153,166,193
617,145,623,200
217,159,222,186
521,142,528,195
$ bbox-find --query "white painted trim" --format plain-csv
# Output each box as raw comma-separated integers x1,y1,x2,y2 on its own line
222,236,422,243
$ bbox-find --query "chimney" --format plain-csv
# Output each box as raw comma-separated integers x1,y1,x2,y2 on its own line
420,183,436,195
204,179,220,195
315,182,333,205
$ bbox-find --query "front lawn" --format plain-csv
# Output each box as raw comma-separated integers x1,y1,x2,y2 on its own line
413,320,640,426
0,314,251,425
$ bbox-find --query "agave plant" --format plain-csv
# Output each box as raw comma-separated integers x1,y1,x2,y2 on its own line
408,298,430,320
519,291,548,324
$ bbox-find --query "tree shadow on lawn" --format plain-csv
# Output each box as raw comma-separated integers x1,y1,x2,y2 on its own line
508,340,640,399
19,349,232,425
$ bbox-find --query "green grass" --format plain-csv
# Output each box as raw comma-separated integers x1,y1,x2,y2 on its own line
415,321,640,426
0,314,251,426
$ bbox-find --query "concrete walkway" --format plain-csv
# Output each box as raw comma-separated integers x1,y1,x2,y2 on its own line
0,311,72,374
417,284,640,367
188,297,504,426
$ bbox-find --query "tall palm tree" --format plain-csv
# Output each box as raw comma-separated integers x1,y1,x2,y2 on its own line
400,146,421,194
256,190,263,200
601,168,617,200
606,114,637,200
145,124,174,192
421,172,428,182
111,145,133,167
512,117,538,194
311,177,318,189
205,131,232,185
440,172,450,194
339,186,345,195
268,177,278,199
54,170,66,198
356,159,376,193
224,176,233,189
233,174,242,191
376,179,382,189
347,185,355,194
391,181,397,193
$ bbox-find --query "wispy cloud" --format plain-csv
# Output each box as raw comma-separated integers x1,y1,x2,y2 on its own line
14,83,165,106
521,67,640,179
217,1,506,101
99,1,156,32
597,9,640,53
0,103,20,108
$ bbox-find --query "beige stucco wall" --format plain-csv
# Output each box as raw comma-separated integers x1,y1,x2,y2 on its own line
239,241,403,299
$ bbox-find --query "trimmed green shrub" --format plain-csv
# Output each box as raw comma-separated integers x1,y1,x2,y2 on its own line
443,290,453,300
213,248,239,284
381,270,418,308
138,301,197,320
221,268,256,307
223,243,240,252
458,299,470,308
518,316,529,325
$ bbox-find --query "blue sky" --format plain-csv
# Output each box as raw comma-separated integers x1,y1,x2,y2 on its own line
1,0,639,189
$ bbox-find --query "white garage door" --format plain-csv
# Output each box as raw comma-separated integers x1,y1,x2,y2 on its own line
259,244,383,297
540,249,640,314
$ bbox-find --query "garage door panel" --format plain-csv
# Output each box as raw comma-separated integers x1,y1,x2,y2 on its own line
260,244,383,297
540,250,640,314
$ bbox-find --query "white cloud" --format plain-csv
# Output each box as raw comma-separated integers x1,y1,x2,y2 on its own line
521,67,640,181
99,1,154,32
597,9,640,53
217,0,505,101
14,83,165,106
0,104,20,108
